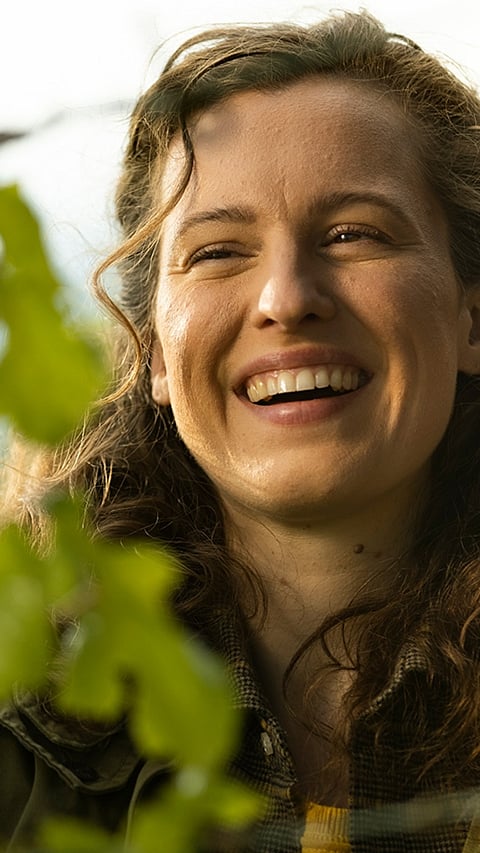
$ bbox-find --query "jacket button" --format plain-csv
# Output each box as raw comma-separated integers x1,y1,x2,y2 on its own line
260,731,274,756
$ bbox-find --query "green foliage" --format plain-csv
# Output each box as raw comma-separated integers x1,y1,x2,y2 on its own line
0,187,260,851
0,523,54,690
39,773,261,853
0,523,55,689
55,515,238,771
40,818,122,853
0,184,104,443
131,774,260,853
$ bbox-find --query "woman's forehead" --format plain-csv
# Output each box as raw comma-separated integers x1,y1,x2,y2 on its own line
189,76,409,144
159,77,432,227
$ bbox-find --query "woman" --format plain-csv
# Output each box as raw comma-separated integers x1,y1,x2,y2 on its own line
2,9,480,852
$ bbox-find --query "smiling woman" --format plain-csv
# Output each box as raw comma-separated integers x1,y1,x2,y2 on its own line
151,77,469,529
3,9,480,853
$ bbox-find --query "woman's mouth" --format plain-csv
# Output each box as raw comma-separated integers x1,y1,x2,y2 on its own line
245,364,369,405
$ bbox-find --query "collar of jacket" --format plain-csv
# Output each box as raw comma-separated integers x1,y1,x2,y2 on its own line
0,616,429,798
0,689,140,793
215,612,430,755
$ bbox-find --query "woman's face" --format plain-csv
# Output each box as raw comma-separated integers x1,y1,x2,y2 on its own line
151,77,479,528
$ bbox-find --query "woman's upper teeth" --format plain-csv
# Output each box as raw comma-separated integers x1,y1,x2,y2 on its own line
246,364,361,403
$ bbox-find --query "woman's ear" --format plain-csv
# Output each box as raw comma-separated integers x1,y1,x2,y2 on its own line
458,286,480,375
150,339,171,405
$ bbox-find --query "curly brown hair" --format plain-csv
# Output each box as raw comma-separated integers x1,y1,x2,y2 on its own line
18,10,480,783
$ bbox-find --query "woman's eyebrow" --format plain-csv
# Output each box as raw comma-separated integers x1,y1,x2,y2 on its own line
169,192,416,245
308,190,414,225
173,205,256,241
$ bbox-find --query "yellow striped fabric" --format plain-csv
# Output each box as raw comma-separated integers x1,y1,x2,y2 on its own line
301,803,350,853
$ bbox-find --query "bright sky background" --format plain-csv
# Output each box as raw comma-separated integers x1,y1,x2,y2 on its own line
2,0,480,314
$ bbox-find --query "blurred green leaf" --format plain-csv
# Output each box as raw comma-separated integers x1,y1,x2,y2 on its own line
0,185,104,443
58,542,239,769
130,771,261,853
0,184,260,852
41,817,122,853
0,525,54,695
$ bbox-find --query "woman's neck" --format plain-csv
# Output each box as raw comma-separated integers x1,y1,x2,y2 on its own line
224,497,417,805
228,498,412,646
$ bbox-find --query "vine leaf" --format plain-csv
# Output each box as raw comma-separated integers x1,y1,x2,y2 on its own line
0,184,104,444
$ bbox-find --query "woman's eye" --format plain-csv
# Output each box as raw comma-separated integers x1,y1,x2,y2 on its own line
325,224,386,245
189,247,235,264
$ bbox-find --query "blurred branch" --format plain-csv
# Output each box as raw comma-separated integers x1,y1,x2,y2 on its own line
0,100,134,146
0,131,25,145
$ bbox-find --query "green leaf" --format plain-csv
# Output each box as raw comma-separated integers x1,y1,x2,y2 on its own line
131,626,238,768
0,525,53,695
0,185,104,443
0,185,258,852
130,771,261,853
56,541,239,768
57,613,126,719
0,185,56,278
204,776,264,827
40,816,122,853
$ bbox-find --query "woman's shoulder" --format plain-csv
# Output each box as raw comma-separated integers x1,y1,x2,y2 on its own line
0,694,150,848
0,692,140,793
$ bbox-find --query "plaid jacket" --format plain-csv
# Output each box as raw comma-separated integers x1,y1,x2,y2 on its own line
0,615,478,852
216,617,476,853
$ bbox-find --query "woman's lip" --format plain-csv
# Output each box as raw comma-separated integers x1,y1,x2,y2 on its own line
236,381,370,425
233,346,370,393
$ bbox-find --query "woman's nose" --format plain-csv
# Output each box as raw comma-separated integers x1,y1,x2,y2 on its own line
253,253,337,330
